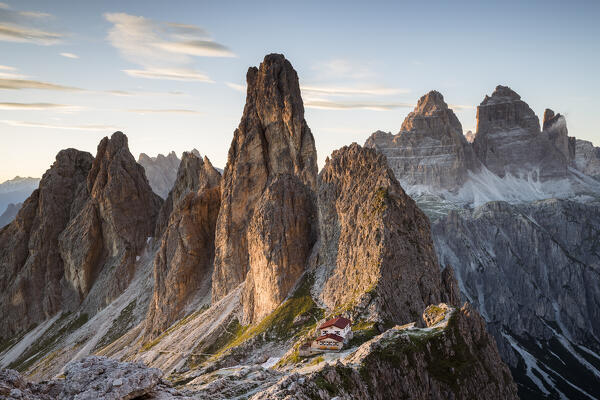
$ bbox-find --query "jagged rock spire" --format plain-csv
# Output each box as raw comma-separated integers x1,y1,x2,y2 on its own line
212,54,318,302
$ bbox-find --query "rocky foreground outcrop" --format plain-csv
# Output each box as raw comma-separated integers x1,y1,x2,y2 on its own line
365,91,479,192
0,356,179,399
432,199,600,398
0,149,93,338
473,85,569,180
144,152,222,339
137,151,183,199
252,304,518,400
314,143,456,324
212,53,318,304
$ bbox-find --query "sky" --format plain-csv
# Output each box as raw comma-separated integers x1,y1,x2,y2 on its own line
1,0,599,181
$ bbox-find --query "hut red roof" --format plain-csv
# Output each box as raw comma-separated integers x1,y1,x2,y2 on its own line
319,316,351,330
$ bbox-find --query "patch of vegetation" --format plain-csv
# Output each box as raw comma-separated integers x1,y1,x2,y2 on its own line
94,299,137,351
314,375,337,394
0,325,34,355
9,312,89,372
187,318,245,368
142,307,207,351
371,187,389,215
211,273,323,364
348,320,379,347
308,355,324,366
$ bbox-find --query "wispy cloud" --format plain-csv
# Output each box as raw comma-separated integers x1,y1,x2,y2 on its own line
104,12,233,81
305,99,413,111
0,4,61,45
0,102,82,110
225,82,245,92
123,68,212,82
127,108,202,114
301,85,409,97
0,78,81,91
312,59,375,80
1,120,115,131
60,52,78,59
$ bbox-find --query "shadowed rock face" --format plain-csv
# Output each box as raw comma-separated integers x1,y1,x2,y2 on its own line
0,149,93,338
212,54,318,302
145,152,221,339
59,132,163,308
0,202,21,228
365,91,480,192
241,174,316,325
315,143,454,323
543,108,575,163
473,85,568,180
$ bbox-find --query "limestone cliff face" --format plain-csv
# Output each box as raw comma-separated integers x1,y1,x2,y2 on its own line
0,149,93,338
144,152,221,339
253,304,518,400
365,91,479,192
574,139,600,179
59,131,162,308
315,143,453,323
241,174,316,324
432,199,600,398
212,54,318,302
473,86,568,180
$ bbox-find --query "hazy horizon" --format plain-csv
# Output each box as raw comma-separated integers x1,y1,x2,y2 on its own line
1,0,599,181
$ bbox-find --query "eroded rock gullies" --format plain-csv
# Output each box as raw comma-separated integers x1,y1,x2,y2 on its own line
145,152,222,339
365,91,479,192
432,199,600,398
212,53,318,303
315,143,455,324
59,131,162,310
0,149,93,338
253,304,518,400
473,85,568,180
241,174,316,325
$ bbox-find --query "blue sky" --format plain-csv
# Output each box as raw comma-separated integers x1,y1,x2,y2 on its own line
1,0,599,181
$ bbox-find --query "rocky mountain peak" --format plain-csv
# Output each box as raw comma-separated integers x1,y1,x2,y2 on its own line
315,143,455,323
212,54,318,302
473,85,570,179
481,85,522,105
414,89,448,113
400,90,461,133
0,148,93,337
144,150,221,339
366,90,479,192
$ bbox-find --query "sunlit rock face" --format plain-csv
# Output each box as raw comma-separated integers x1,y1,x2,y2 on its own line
365,90,480,193
473,85,568,181
212,53,318,303
314,143,455,324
